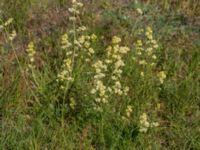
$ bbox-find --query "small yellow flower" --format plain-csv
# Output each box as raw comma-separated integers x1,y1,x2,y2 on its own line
112,36,121,44
139,113,150,133
145,27,153,40
77,26,87,32
88,48,95,54
146,26,153,34
69,17,76,21
61,33,72,49
0,25,3,30
27,42,35,56
78,36,85,44
153,44,159,49
140,72,144,77
8,30,17,41
72,0,77,4
152,55,157,60
136,8,143,15
91,34,97,41
151,122,159,127
126,105,133,118
69,97,76,110
158,71,166,84
139,60,147,65
77,2,84,7
137,51,142,55
136,40,143,47
119,46,130,54
57,57,74,85
68,8,76,13
84,41,90,48
124,86,129,95
26,42,36,68
4,18,14,26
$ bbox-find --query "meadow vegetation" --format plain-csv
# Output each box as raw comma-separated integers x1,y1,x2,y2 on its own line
0,0,200,149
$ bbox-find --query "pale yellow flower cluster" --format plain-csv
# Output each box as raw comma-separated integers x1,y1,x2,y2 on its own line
57,33,74,89
57,58,74,89
56,0,88,90
145,27,159,49
136,27,158,61
158,71,166,84
91,34,97,41
69,26,87,34
91,60,108,104
68,0,96,62
136,8,143,15
111,36,121,44
0,18,13,30
8,30,17,41
90,36,130,111
61,33,72,51
68,0,83,21
26,42,36,68
126,105,133,117
69,97,76,110
0,18,16,42
134,27,167,84
139,113,159,133
134,27,159,77
77,34,97,62
139,113,150,133
106,36,130,96
122,105,133,121
77,26,87,32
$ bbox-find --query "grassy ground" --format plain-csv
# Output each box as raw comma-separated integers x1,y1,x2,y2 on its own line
0,0,200,149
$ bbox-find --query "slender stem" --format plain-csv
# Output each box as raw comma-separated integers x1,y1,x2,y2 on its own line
4,28,41,105
72,10,77,71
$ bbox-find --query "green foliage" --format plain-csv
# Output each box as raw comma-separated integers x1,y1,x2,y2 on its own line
0,0,200,149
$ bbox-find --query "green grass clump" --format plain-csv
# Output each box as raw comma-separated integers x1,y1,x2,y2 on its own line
0,0,200,149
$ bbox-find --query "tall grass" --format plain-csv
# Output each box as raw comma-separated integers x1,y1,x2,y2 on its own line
1,0,200,149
